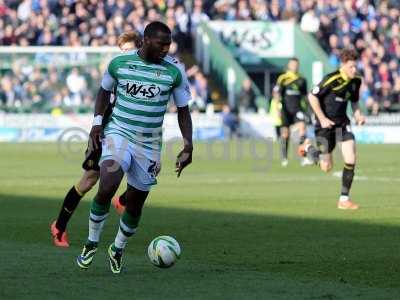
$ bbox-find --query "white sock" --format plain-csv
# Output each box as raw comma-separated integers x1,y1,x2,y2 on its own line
88,212,108,243
114,228,129,249
114,219,137,250
339,195,349,202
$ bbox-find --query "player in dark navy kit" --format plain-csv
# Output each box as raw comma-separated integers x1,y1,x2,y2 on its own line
274,57,309,167
50,31,142,247
299,48,366,210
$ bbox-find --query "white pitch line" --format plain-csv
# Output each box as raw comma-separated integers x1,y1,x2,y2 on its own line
332,171,369,180
163,175,400,184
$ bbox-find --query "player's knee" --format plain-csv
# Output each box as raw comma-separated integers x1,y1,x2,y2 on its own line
342,149,356,165
77,181,90,194
344,158,356,166
84,175,99,191
77,184,90,194
78,172,99,193
98,181,118,197
125,185,149,218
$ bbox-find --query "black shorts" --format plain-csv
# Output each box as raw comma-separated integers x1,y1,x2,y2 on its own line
82,111,111,171
315,125,355,154
281,109,307,127
82,140,102,171
275,126,281,138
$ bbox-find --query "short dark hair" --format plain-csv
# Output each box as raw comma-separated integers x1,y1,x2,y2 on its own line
289,57,299,62
340,48,358,63
144,21,171,38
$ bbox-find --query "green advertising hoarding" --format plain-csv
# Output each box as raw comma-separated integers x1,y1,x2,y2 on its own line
209,21,295,63
197,21,333,109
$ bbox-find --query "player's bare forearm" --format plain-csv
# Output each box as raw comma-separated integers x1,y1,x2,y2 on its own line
90,87,111,149
94,87,111,117
177,105,193,150
351,102,361,118
351,102,366,125
175,105,193,177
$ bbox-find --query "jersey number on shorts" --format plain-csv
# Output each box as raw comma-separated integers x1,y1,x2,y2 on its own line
148,160,157,178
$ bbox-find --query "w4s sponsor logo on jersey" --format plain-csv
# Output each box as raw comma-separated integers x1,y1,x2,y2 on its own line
126,82,161,99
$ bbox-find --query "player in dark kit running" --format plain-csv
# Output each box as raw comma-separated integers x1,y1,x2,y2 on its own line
50,31,142,247
299,48,366,210
274,57,308,167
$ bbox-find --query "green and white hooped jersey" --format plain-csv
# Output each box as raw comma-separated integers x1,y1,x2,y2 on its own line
101,50,191,153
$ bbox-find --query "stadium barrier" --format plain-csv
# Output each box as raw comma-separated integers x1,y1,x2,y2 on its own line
1,113,399,144
0,46,120,68
0,113,273,142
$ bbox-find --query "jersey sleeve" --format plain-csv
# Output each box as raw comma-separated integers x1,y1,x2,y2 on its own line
310,74,333,99
350,77,362,103
172,63,191,107
273,74,285,96
101,59,117,91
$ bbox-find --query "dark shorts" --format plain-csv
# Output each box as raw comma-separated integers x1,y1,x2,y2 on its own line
315,125,355,154
281,109,307,127
82,140,102,171
275,126,281,138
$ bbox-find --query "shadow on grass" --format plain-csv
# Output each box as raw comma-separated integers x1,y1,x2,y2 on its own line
0,193,399,299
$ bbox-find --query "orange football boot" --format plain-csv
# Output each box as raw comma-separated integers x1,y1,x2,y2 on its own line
337,199,359,210
112,196,125,215
297,138,311,157
50,220,70,247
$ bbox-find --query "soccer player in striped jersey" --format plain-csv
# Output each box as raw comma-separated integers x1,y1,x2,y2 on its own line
76,21,193,274
50,31,142,247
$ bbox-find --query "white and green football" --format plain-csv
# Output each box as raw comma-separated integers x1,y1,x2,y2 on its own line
147,236,181,268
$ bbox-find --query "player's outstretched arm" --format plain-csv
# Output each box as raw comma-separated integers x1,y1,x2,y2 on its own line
90,87,111,149
308,93,335,128
175,105,193,178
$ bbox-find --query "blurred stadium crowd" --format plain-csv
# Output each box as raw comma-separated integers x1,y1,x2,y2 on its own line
0,0,399,115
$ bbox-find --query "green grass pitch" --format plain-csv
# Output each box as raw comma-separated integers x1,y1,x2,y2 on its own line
0,141,399,299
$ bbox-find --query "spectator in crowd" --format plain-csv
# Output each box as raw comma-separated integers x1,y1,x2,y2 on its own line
300,7,319,33
186,64,211,113
190,0,210,34
66,67,87,107
394,77,400,109
0,0,200,113
222,104,240,139
207,0,399,114
0,75,14,107
1,0,192,51
237,79,256,113
0,0,399,115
